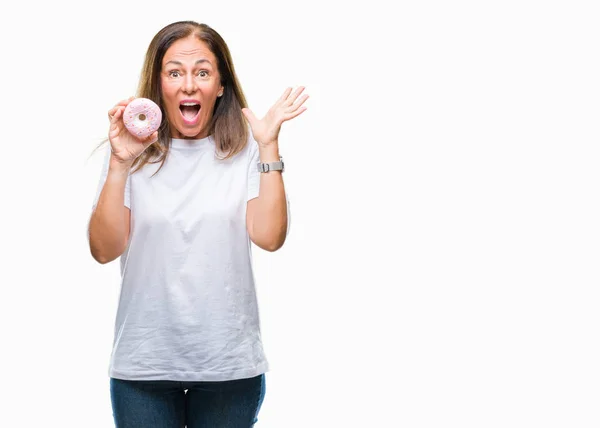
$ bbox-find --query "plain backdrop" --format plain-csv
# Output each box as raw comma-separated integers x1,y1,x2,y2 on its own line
0,0,599,427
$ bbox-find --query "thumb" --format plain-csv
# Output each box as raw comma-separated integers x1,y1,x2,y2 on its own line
141,131,158,148
242,108,257,125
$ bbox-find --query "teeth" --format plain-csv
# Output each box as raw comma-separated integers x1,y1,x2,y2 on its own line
181,102,199,106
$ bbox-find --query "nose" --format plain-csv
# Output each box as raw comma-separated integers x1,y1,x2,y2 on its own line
182,73,197,94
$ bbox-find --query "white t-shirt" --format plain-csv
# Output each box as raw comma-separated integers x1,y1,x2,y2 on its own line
90,133,287,382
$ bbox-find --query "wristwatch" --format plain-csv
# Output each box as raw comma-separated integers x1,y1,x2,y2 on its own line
257,156,285,173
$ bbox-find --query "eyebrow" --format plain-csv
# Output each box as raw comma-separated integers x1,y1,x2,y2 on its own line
164,59,213,67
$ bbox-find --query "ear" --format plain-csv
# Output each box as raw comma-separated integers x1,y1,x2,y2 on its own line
218,86,224,97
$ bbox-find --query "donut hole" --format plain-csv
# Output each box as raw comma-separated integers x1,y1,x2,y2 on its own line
138,113,147,121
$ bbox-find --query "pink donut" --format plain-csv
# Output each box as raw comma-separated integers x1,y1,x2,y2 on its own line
123,98,162,139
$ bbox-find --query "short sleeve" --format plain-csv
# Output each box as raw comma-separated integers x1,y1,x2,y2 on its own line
247,138,261,202
246,136,291,236
92,143,131,211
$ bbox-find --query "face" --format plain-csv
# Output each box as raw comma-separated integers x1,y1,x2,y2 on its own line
160,35,224,139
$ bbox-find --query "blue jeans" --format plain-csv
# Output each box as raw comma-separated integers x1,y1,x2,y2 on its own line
110,374,266,427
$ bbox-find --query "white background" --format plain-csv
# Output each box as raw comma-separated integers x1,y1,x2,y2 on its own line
0,0,598,427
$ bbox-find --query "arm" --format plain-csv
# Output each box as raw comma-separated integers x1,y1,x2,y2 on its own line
88,156,132,264
88,97,157,264
242,86,308,251
246,143,288,252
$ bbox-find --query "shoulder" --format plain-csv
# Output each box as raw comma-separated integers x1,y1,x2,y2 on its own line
227,126,259,163
244,129,259,160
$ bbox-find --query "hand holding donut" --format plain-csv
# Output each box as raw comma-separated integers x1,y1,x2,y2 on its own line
108,97,161,164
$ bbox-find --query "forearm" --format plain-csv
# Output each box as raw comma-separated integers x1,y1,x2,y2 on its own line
88,158,132,264
253,143,288,250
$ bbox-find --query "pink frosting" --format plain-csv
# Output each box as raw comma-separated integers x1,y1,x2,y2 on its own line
123,98,162,139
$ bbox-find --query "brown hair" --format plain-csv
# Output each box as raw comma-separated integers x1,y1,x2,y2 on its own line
94,21,249,175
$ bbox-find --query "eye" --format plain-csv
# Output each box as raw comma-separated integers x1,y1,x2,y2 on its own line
168,70,181,78
198,70,209,78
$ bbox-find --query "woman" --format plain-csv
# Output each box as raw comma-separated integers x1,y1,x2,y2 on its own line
88,20,307,427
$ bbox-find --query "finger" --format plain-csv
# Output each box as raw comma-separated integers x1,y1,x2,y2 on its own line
275,87,294,106
109,97,135,119
287,94,309,111
108,106,118,120
109,122,123,138
118,96,135,106
241,108,258,125
110,106,124,125
286,86,306,105
139,131,157,143
142,131,158,147
110,107,125,135
284,106,307,121
112,97,134,111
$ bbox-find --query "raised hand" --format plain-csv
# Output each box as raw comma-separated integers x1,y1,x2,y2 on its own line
242,86,308,147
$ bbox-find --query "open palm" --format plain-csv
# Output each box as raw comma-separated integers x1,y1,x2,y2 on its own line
242,86,308,147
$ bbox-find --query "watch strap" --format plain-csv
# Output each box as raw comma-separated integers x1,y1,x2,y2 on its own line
257,157,284,173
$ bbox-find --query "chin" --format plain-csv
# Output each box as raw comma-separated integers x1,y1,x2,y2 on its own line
174,123,206,139
182,130,200,139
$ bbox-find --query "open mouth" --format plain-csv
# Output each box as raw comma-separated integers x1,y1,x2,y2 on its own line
179,101,201,123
